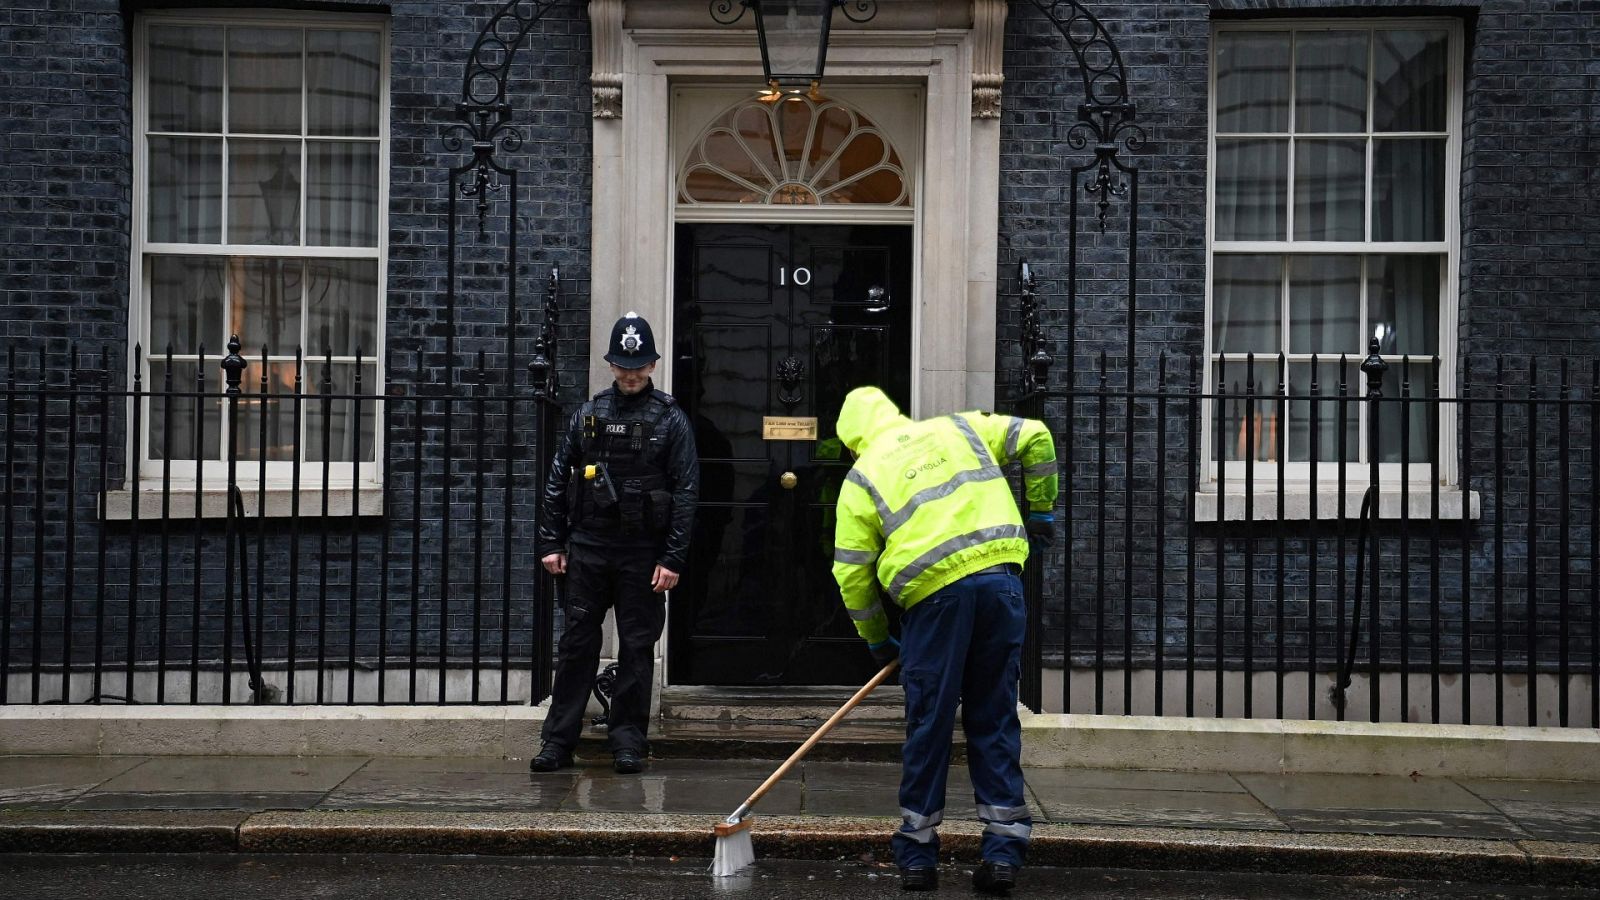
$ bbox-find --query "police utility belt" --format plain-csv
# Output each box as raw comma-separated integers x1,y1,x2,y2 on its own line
568,407,672,538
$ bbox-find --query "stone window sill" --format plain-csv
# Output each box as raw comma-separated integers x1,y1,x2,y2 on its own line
1193,489,1481,523
103,485,384,521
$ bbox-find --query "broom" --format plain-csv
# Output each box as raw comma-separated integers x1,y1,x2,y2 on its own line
711,658,901,877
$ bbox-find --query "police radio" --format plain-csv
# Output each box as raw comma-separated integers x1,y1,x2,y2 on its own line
584,463,620,507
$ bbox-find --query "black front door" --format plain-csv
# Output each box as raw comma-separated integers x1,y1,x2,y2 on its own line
669,223,913,686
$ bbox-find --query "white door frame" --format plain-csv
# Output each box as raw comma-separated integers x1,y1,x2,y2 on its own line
588,0,1005,418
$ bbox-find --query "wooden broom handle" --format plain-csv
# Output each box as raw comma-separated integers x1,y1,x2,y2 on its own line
736,659,900,811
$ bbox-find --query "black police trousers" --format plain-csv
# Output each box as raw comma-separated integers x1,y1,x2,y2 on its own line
540,544,665,755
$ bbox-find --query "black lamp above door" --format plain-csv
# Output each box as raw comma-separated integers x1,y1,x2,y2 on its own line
711,0,878,90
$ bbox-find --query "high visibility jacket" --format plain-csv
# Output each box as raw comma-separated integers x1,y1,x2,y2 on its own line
831,387,1059,645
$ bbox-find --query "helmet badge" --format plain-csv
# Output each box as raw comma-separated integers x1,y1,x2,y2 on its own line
620,325,642,353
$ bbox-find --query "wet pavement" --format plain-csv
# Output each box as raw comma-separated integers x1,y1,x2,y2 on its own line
3,853,1599,899
4,753,1600,842
2,754,1600,885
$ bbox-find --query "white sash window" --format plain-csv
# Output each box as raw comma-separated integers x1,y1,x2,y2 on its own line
1207,20,1463,485
132,12,388,484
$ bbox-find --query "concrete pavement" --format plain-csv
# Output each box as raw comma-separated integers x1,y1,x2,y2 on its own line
1,754,1599,887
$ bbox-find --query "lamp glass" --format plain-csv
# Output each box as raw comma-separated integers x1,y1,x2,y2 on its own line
753,0,833,86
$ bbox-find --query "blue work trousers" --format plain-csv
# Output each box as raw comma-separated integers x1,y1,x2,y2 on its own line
892,567,1031,869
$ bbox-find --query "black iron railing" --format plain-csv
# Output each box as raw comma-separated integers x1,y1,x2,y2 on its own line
0,307,562,707
1015,270,1599,727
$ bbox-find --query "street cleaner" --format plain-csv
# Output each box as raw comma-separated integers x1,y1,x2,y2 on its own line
532,312,699,775
831,387,1058,895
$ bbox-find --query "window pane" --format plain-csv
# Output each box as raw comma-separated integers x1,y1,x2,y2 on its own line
150,256,225,355
148,137,222,243
1289,255,1361,354
826,169,907,205
305,259,380,358
1217,361,1281,463
1293,139,1365,241
1287,361,1360,464
1377,360,1437,464
1215,139,1286,241
236,362,298,462
229,139,301,245
1373,138,1445,241
229,258,303,356
1216,32,1290,133
228,27,302,135
148,26,223,133
1374,30,1449,133
699,128,773,190
1212,255,1281,354
307,142,379,246
306,363,377,463
733,104,782,173
1368,255,1440,357
307,30,381,137
148,361,221,461
1294,31,1367,134
682,168,762,204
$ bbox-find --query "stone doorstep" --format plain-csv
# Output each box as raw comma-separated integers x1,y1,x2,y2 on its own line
658,685,908,724
1,811,1597,886
579,719,937,763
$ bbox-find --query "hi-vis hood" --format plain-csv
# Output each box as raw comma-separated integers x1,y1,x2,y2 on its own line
836,387,911,455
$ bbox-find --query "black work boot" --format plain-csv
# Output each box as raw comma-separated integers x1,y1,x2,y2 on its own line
612,748,644,774
899,866,938,891
529,743,572,773
972,860,1017,895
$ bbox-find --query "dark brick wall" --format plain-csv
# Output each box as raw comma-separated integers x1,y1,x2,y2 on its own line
997,0,1600,710
0,0,592,696
0,0,132,356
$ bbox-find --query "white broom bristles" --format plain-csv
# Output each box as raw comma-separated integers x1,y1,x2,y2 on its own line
711,817,755,877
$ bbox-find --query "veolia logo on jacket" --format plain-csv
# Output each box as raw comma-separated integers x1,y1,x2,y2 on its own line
904,457,948,480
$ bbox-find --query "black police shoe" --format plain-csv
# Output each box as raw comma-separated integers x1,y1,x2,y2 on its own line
612,748,644,774
898,866,938,891
972,860,1017,895
529,744,572,773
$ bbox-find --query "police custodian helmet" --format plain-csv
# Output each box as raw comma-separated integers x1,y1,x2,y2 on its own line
603,312,660,369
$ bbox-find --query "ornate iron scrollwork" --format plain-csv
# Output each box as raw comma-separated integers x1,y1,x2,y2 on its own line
711,0,878,26
528,267,561,399
590,662,618,727
777,355,806,405
1027,0,1143,232
1018,260,1053,395
442,0,567,234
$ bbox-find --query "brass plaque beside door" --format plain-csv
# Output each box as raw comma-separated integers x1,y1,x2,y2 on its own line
762,416,819,441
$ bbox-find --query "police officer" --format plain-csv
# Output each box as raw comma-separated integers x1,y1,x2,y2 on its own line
831,387,1057,895
532,313,698,775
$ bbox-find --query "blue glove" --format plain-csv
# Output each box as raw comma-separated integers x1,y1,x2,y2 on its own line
1025,511,1055,547
868,636,900,668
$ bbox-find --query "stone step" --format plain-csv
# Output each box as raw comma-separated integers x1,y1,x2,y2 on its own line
657,685,908,724
566,682,964,761
575,718,939,762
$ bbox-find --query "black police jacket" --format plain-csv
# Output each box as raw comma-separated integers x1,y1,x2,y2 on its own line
536,382,699,573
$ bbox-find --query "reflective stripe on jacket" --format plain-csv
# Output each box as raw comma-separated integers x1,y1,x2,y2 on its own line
830,387,1058,644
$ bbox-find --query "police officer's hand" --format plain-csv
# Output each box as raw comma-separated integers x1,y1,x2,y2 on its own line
868,636,900,668
541,552,567,575
651,565,679,593
1025,511,1056,548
